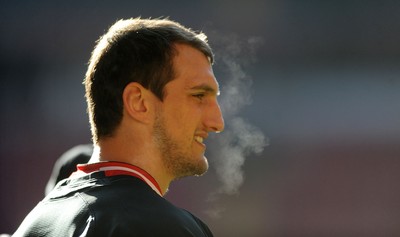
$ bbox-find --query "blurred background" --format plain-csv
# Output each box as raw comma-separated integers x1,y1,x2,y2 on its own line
1,0,400,236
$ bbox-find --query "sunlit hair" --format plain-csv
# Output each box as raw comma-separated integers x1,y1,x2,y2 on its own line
84,17,214,143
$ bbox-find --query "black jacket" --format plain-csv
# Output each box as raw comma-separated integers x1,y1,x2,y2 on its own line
14,169,214,236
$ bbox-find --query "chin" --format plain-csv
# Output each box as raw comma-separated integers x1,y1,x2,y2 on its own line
181,155,209,178
171,154,209,179
195,155,209,176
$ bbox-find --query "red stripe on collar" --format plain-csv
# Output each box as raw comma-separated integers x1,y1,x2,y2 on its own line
73,161,162,196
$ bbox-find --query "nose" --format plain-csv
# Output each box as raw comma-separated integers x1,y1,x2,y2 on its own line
204,99,225,133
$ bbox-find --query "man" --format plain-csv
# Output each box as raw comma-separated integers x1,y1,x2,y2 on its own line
13,17,224,236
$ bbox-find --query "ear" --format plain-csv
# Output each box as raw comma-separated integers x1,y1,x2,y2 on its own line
122,82,151,123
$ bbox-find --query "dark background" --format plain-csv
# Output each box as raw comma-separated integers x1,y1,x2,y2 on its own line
1,1,400,236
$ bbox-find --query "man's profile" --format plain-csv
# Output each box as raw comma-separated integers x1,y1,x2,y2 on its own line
13,17,224,236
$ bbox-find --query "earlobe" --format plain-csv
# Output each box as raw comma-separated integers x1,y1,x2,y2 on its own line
123,82,149,122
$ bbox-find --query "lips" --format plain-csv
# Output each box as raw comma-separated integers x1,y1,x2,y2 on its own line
194,136,204,144
194,131,208,148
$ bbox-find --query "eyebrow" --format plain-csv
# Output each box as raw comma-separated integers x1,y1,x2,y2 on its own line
189,84,220,96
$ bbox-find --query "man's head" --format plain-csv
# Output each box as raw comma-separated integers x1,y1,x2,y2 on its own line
85,18,224,181
84,17,214,143
152,43,224,179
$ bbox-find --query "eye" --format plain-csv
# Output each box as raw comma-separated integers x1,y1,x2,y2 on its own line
193,93,205,100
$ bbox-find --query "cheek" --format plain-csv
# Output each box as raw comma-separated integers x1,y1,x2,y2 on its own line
166,100,190,122
170,111,198,141
163,98,202,133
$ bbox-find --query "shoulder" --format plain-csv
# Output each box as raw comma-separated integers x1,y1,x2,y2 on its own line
53,175,214,236
180,209,215,236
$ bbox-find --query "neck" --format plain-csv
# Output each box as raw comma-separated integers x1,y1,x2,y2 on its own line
89,141,172,196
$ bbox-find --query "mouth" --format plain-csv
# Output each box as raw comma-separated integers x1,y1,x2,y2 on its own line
194,135,206,147
194,136,204,144
194,131,208,147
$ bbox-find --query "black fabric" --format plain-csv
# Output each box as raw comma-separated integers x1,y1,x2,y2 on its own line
14,172,214,237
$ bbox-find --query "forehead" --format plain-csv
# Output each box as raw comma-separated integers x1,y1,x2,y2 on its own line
169,44,219,92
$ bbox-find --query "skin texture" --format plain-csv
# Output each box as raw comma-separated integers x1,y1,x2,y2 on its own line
91,44,224,195
153,44,225,181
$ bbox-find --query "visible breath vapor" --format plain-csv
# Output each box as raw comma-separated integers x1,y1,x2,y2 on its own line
212,118,266,195
205,32,268,218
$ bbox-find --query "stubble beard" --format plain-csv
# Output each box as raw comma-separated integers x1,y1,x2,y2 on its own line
153,112,208,180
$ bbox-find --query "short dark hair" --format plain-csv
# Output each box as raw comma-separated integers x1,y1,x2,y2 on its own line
84,17,214,143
